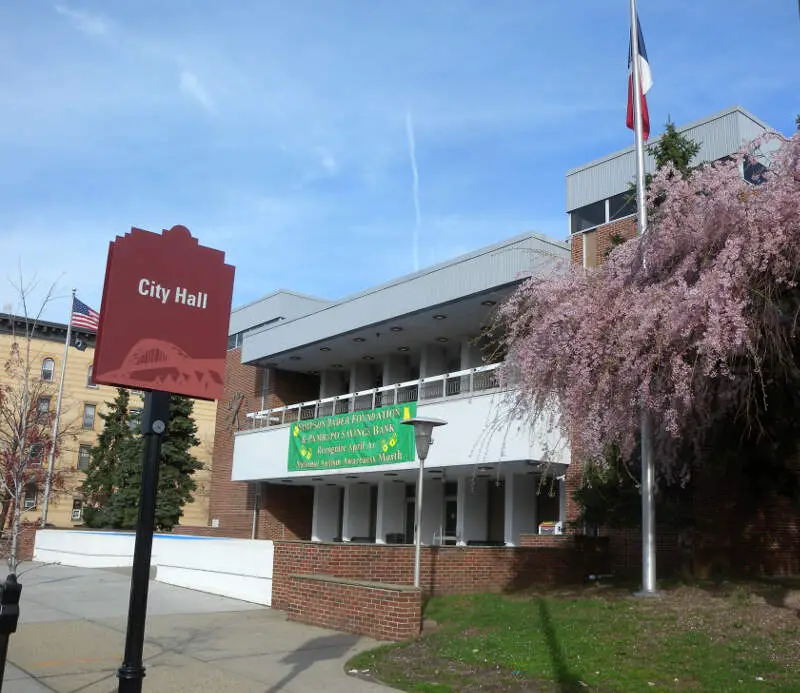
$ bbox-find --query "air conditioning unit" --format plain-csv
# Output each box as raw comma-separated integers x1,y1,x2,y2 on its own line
538,521,563,536
23,498,36,510
71,509,82,521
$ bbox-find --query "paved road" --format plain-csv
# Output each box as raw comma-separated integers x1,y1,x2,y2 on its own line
4,564,391,693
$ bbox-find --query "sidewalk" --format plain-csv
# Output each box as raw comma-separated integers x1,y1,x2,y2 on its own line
5,564,392,693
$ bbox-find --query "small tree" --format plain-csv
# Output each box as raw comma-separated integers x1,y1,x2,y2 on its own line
0,280,71,571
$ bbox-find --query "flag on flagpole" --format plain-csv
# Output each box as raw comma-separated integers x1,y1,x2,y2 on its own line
626,13,653,140
71,297,100,331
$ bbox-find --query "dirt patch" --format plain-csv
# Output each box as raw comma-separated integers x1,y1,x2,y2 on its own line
352,639,566,693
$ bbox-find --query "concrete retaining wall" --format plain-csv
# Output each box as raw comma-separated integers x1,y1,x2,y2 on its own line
33,530,274,605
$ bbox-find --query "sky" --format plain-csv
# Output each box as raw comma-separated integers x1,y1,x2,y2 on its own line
1,1,799,322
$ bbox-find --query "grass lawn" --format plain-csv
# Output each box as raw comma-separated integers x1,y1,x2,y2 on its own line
347,581,800,692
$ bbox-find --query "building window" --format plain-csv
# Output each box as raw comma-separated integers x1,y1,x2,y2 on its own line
41,357,55,381
608,190,636,220
83,403,96,429
744,159,767,185
77,444,91,470
37,396,51,423
23,483,37,510
128,407,142,431
227,333,240,350
28,442,44,466
71,499,83,521
87,364,98,388
570,200,606,234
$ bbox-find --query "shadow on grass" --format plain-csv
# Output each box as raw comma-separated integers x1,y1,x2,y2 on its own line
536,597,584,693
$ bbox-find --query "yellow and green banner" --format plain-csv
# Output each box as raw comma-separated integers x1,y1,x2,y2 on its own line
288,402,418,472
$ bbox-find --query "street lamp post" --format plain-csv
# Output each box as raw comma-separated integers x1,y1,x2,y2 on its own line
401,417,448,588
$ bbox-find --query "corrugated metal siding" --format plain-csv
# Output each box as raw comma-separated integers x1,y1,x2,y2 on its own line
228,292,329,335
241,234,569,361
566,108,771,211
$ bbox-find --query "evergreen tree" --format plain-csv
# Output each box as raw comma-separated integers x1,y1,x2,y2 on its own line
646,118,701,186
81,388,136,526
154,395,202,531
92,436,143,529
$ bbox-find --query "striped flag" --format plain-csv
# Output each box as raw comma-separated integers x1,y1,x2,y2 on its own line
626,13,653,140
71,297,100,331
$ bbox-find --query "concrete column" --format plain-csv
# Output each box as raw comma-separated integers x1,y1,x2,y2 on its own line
342,484,371,540
420,477,444,545
312,485,341,542
504,472,538,545
460,340,483,369
382,353,410,386
375,481,405,543
320,370,347,399
558,477,567,532
457,477,488,545
420,344,447,377
349,363,374,393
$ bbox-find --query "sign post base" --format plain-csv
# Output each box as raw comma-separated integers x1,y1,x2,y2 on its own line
117,390,170,693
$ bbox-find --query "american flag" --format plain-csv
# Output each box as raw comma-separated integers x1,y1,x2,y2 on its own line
72,297,100,331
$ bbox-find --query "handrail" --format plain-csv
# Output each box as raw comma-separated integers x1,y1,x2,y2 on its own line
244,362,503,430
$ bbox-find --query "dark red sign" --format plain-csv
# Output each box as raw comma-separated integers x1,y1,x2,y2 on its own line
92,225,235,400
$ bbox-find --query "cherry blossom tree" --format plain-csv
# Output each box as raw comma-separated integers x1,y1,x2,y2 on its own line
496,132,800,483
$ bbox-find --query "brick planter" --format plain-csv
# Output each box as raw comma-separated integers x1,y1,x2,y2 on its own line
284,574,421,641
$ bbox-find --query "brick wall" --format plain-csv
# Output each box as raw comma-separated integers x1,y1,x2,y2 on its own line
283,574,421,641
208,348,318,538
570,235,582,265
271,539,609,608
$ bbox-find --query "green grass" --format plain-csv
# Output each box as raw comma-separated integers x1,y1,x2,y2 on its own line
347,584,800,692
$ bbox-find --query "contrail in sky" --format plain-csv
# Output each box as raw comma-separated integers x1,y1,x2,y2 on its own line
406,111,421,272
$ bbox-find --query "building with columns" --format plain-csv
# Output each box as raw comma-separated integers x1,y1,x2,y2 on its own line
210,232,573,546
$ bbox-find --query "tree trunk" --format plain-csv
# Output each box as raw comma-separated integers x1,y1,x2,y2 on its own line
8,488,21,573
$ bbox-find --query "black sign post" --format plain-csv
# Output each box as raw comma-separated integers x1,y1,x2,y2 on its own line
117,390,170,693
0,573,22,691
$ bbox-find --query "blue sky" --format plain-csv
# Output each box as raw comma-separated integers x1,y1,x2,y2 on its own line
2,1,799,321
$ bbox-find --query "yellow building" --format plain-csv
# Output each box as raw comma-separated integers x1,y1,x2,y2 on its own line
0,313,216,528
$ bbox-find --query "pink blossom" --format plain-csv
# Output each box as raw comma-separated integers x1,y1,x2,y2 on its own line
497,134,800,480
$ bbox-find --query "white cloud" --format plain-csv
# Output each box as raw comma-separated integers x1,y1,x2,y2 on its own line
179,70,214,113
54,5,110,37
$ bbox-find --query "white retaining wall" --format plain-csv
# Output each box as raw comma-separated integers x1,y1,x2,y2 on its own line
33,530,274,606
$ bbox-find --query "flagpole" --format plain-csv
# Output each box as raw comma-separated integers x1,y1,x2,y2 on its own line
629,0,657,596
40,288,75,528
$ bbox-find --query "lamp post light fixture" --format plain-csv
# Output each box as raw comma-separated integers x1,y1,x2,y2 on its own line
401,417,448,588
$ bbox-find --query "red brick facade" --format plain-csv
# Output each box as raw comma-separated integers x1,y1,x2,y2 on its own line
283,574,422,641
185,347,317,539
271,538,609,607
573,216,638,268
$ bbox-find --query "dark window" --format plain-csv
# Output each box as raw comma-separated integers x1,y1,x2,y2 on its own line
609,191,636,220
28,442,44,465
83,404,96,429
570,200,606,234
227,333,239,350
72,499,83,521
77,444,91,470
23,483,37,510
41,358,55,381
744,160,767,185
37,396,51,423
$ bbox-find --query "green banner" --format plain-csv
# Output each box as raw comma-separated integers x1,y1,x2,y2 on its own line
288,402,418,472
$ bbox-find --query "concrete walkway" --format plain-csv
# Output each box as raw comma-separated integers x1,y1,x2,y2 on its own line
4,564,392,693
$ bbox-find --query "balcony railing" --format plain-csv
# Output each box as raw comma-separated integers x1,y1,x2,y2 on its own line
244,362,503,430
